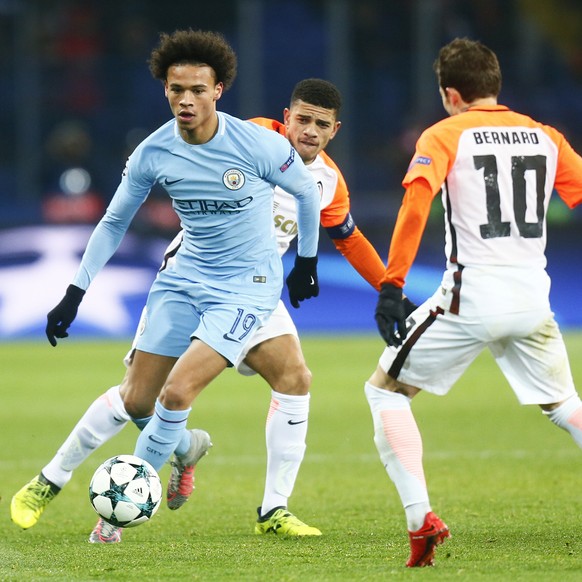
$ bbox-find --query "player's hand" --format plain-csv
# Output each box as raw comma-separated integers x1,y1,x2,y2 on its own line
46,284,86,346
402,296,418,317
375,283,407,347
286,255,319,308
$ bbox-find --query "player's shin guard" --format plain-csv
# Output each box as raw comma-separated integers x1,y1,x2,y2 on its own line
260,390,309,515
365,382,430,530
42,385,130,489
543,393,582,448
134,400,190,472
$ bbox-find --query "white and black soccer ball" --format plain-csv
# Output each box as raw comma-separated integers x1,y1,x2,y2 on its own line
89,454,162,528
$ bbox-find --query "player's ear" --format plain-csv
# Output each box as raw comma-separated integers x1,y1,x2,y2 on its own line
214,82,224,101
329,120,341,140
283,107,291,125
445,87,462,106
164,81,169,98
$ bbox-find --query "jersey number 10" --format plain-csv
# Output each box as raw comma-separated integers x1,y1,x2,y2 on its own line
475,154,546,240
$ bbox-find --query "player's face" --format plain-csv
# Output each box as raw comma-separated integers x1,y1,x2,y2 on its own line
165,64,223,144
283,100,341,164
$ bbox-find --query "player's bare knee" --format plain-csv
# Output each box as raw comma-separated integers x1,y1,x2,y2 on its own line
123,390,154,419
368,365,396,389
368,365,419,398
158,381,200,410
273,364,312,395
121,377,159,417
295,365,312,395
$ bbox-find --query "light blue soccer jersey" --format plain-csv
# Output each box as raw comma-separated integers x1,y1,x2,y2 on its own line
72,112,320,297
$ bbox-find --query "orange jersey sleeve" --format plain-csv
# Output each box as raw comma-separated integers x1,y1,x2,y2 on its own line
332,227,386,291
380,179,436,288
318,151,386,289
318,151,351,228
546,125,582,209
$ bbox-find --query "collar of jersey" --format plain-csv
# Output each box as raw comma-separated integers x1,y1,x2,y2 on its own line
465,104,510,113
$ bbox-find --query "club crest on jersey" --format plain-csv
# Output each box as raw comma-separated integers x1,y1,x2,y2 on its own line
408,156,432,171
223,169,245,190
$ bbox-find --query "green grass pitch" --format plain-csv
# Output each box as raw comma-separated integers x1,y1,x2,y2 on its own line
1,334,582,580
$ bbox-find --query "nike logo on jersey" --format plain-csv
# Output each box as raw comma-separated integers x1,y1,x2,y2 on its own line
222,333,240,343
288,419,307,425
164,177,184,186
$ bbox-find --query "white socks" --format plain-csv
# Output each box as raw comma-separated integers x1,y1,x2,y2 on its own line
544,394,582,448
260,390,309,516
365,382,430,531
42,385,130,489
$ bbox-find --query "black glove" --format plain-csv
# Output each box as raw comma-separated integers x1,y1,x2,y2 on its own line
375,283,407,347
286,256,319,308
402,296,418,317
46,284,86,346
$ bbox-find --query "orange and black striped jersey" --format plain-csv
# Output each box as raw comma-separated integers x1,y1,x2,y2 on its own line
382,105,582,296
251,117,385,290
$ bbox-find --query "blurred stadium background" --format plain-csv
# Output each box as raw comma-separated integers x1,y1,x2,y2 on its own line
1,0,582,340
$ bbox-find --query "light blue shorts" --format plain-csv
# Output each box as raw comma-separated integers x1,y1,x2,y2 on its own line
135,267,277,365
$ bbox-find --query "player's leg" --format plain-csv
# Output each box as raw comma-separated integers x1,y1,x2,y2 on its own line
88,303,207,541
120,350,177,419
490,314,582,445
366,371,451,567
542,393,582,445
135,283,275,526
41,345,178,488
45,350,175,486
365,306,482,566
122,308,212,511
44,384,131,487
161,332,214,509
244,332,321,535
86,330,187,542
135,289,273,472
89,346,214,542
127,280,217,512
130,272,220,471
10,383,131,530
11,348,182,534
134,338,228,472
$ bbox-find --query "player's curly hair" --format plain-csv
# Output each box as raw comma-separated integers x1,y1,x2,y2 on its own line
434,38,501,103
149,29,237,90
290,78,342,115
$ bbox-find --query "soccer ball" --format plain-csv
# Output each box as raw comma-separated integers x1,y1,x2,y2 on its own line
89,454,163,528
